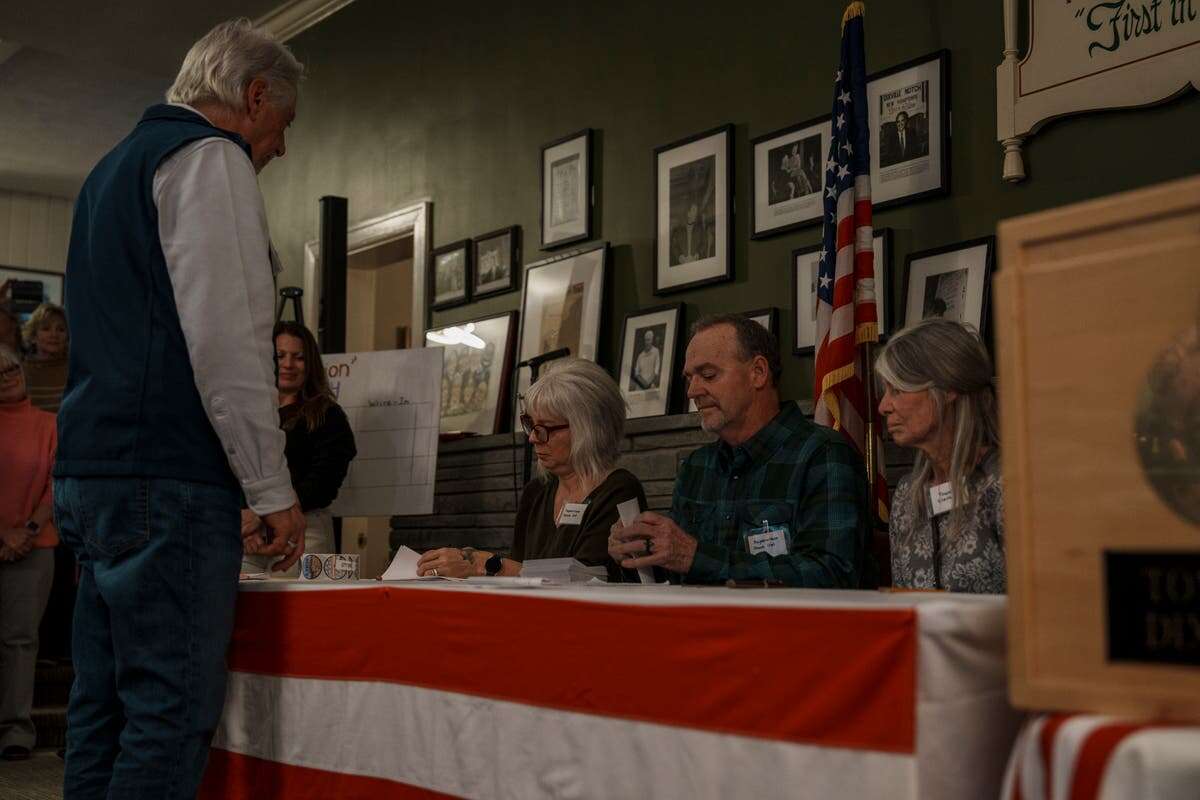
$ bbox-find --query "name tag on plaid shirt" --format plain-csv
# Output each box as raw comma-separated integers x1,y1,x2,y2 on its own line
743,523,791,557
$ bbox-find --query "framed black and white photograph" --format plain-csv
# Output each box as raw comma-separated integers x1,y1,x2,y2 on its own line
541,129,592,250
867,50,950,211
429,240,471,310
654,124,733,295
792,228,893,355
741,307,779,338
516,242,608,422
472,226,520,300
751,116,832,238
618,303,683,419
1,266,64,320
902,236,994,332
425,311,518,435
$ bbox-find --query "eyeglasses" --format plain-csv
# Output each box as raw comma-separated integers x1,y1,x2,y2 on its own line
519,414,569,444
0,364,21,380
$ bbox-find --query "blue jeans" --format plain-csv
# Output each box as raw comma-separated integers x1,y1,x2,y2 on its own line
53,476,242,800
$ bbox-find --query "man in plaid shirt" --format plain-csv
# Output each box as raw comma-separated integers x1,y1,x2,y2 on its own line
609,315,871,587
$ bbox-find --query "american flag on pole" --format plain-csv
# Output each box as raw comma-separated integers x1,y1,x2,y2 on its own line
814,2,889,522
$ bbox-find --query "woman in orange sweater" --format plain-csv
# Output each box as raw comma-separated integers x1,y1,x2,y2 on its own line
0,343,58,761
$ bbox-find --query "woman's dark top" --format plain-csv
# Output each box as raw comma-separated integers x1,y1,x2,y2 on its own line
512,468,647,579
280,402,357,512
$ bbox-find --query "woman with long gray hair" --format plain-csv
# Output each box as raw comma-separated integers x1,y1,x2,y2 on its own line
875,318,1005,593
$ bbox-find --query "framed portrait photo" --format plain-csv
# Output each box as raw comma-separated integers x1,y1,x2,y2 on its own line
867,50,950,211
541,129,592,250
618,303,683,419
793,228,893,355
425,310,518,435
654,124,733,295
429,240,472,311
751,116,832,238
473,226,520,300
516,242,609,421
902,236,994,333
741,307,779,338
1,265,64,320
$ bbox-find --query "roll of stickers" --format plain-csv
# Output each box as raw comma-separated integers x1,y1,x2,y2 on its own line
298,553,361,582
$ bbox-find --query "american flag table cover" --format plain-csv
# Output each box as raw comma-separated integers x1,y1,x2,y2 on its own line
199,584,1021,800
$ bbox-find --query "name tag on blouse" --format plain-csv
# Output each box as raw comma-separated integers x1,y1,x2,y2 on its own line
557,502,589,526
927,482,959,517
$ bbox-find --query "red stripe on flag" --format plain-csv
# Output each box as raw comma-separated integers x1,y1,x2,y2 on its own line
1038,714,1075,799
1069,721,1176,800
226,587,917,754
200,750,454,800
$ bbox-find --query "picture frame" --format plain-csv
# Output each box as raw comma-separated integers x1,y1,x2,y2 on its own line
867,50,951,211
654,123,734,295
425,310,518,435
751,115,832,238
792,228,893,355
618,303,684,419
902,236,994,334
541,129,593,250
515,242,609,423
1,265,65,319
429,240,472,311
472,226,520,300
741,307,779,339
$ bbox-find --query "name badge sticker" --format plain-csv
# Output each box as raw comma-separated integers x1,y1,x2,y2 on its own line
744,521,791,557
928,482,956,517
557,502,589,526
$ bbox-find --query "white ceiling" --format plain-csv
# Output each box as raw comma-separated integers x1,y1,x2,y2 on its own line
0,2,302,198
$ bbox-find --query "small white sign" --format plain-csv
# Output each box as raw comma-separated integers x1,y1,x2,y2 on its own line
746,528,789,557
928,482,957,517
557,502,589,526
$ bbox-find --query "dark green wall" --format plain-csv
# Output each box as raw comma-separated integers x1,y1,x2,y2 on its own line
261,0,1200,405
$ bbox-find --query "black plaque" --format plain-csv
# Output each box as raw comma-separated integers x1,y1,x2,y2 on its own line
1106,551,1200,666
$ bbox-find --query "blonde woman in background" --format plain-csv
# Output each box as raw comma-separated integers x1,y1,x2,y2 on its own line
22,303,69,412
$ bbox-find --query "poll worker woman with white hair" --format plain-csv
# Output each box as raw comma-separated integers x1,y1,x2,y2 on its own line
418,358,646,580
876,318,1005,593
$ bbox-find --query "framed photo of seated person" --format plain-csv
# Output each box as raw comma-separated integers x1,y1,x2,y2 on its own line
618,303,683,419
867,50,950,211
472,225,520,301
792,228,892,354
425,310,518,435
429,240,471,311
902,236,994,334
751,115,831,238
654,124,734,295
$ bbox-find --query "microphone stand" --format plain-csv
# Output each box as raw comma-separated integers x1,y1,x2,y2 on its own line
515,348,570,485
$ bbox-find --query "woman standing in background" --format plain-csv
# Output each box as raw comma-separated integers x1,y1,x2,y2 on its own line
21,303,69,412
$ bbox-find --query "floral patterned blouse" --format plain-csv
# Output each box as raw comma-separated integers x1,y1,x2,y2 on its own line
889,450,1006,594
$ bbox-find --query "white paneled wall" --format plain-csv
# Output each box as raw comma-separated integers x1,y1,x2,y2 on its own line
0,190,73,273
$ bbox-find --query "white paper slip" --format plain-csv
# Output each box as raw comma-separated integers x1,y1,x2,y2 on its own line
463,576,549,588
617,498,660,585
239,572,268,582
380,545,437,581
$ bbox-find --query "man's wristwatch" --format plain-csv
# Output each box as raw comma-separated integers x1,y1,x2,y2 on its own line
484,554,503,576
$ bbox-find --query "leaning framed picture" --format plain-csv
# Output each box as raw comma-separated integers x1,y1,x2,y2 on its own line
618,303,684,419
751,115,832,238
902,236,994,333
473,226,520,300
429,240,472,311
741,307,779,338
425,310,518,435
867,50,950,211
654,124,734,295
541,129,592,250
515,242,609,421
1,265,64,319
793,228,893,355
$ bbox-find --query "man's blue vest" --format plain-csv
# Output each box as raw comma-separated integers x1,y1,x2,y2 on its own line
55,104,253,488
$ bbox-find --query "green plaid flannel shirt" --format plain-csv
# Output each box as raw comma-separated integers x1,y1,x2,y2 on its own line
670,402,870,587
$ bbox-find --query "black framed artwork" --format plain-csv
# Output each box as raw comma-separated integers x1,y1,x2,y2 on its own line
792,228,893,355
425,310,518,435
1,265,65,319
751,115,832,238
866,50,951,211
429,240,472,311
902,236,994,333
541,129,593,250
741,307,779,339
618,303,684,419
654,124,734,295
472,226,520,300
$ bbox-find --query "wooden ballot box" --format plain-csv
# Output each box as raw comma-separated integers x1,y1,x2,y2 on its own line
995,174,1200,720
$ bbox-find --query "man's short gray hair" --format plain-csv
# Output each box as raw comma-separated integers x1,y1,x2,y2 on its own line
690,313,783,386
166,18,304,110
523,358,626,483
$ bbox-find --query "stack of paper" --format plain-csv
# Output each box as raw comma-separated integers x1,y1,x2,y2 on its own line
520,557,608,584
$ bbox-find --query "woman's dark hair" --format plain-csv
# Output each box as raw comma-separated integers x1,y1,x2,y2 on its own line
274,321,335,432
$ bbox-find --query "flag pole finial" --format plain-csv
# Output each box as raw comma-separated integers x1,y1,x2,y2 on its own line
842,1,865,29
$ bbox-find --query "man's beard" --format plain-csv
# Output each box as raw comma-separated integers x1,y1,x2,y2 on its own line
697,404,727,433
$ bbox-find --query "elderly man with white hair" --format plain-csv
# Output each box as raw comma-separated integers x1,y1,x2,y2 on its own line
53,19,306,798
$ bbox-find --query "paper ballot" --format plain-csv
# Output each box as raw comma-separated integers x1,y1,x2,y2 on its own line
617,498,659,585
379,545,442,581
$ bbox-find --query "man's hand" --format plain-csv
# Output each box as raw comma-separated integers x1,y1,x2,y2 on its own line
0,528,34,560
608,511,698,574
240,509,263,538
258,504,306,572
416,547,478,578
